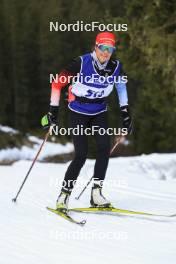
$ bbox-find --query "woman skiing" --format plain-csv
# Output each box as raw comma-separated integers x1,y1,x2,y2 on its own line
42,31,132,210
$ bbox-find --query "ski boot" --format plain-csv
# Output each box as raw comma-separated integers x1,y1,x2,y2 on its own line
56,190,70,212
90,181,112,208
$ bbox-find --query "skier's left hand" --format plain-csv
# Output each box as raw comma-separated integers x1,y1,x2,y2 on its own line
120,105,133,134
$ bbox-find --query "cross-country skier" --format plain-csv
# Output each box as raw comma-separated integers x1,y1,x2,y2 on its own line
41,31,132,210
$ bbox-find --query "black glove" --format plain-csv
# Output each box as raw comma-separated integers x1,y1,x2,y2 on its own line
120,105,133,134
41,105,58,129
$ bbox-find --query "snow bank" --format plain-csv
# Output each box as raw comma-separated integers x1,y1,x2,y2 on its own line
0,124,18,134
0,142,74,161
0,124,74,162
133,153,176,180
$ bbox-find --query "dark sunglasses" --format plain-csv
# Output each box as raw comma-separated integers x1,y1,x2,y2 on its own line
97,44,116,53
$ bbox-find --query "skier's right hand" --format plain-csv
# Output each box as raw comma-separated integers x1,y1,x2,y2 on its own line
41,105,58,129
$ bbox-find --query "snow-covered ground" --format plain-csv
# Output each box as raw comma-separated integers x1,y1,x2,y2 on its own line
0,124,18,134
0,124,74,161
0,136,73,162
0,153,176,264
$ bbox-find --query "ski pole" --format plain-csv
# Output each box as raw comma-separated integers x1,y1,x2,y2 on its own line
75,135,123,200
12,129,51,203
109,135,123,156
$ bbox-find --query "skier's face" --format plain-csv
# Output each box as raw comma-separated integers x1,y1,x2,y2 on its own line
95,45,114,63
